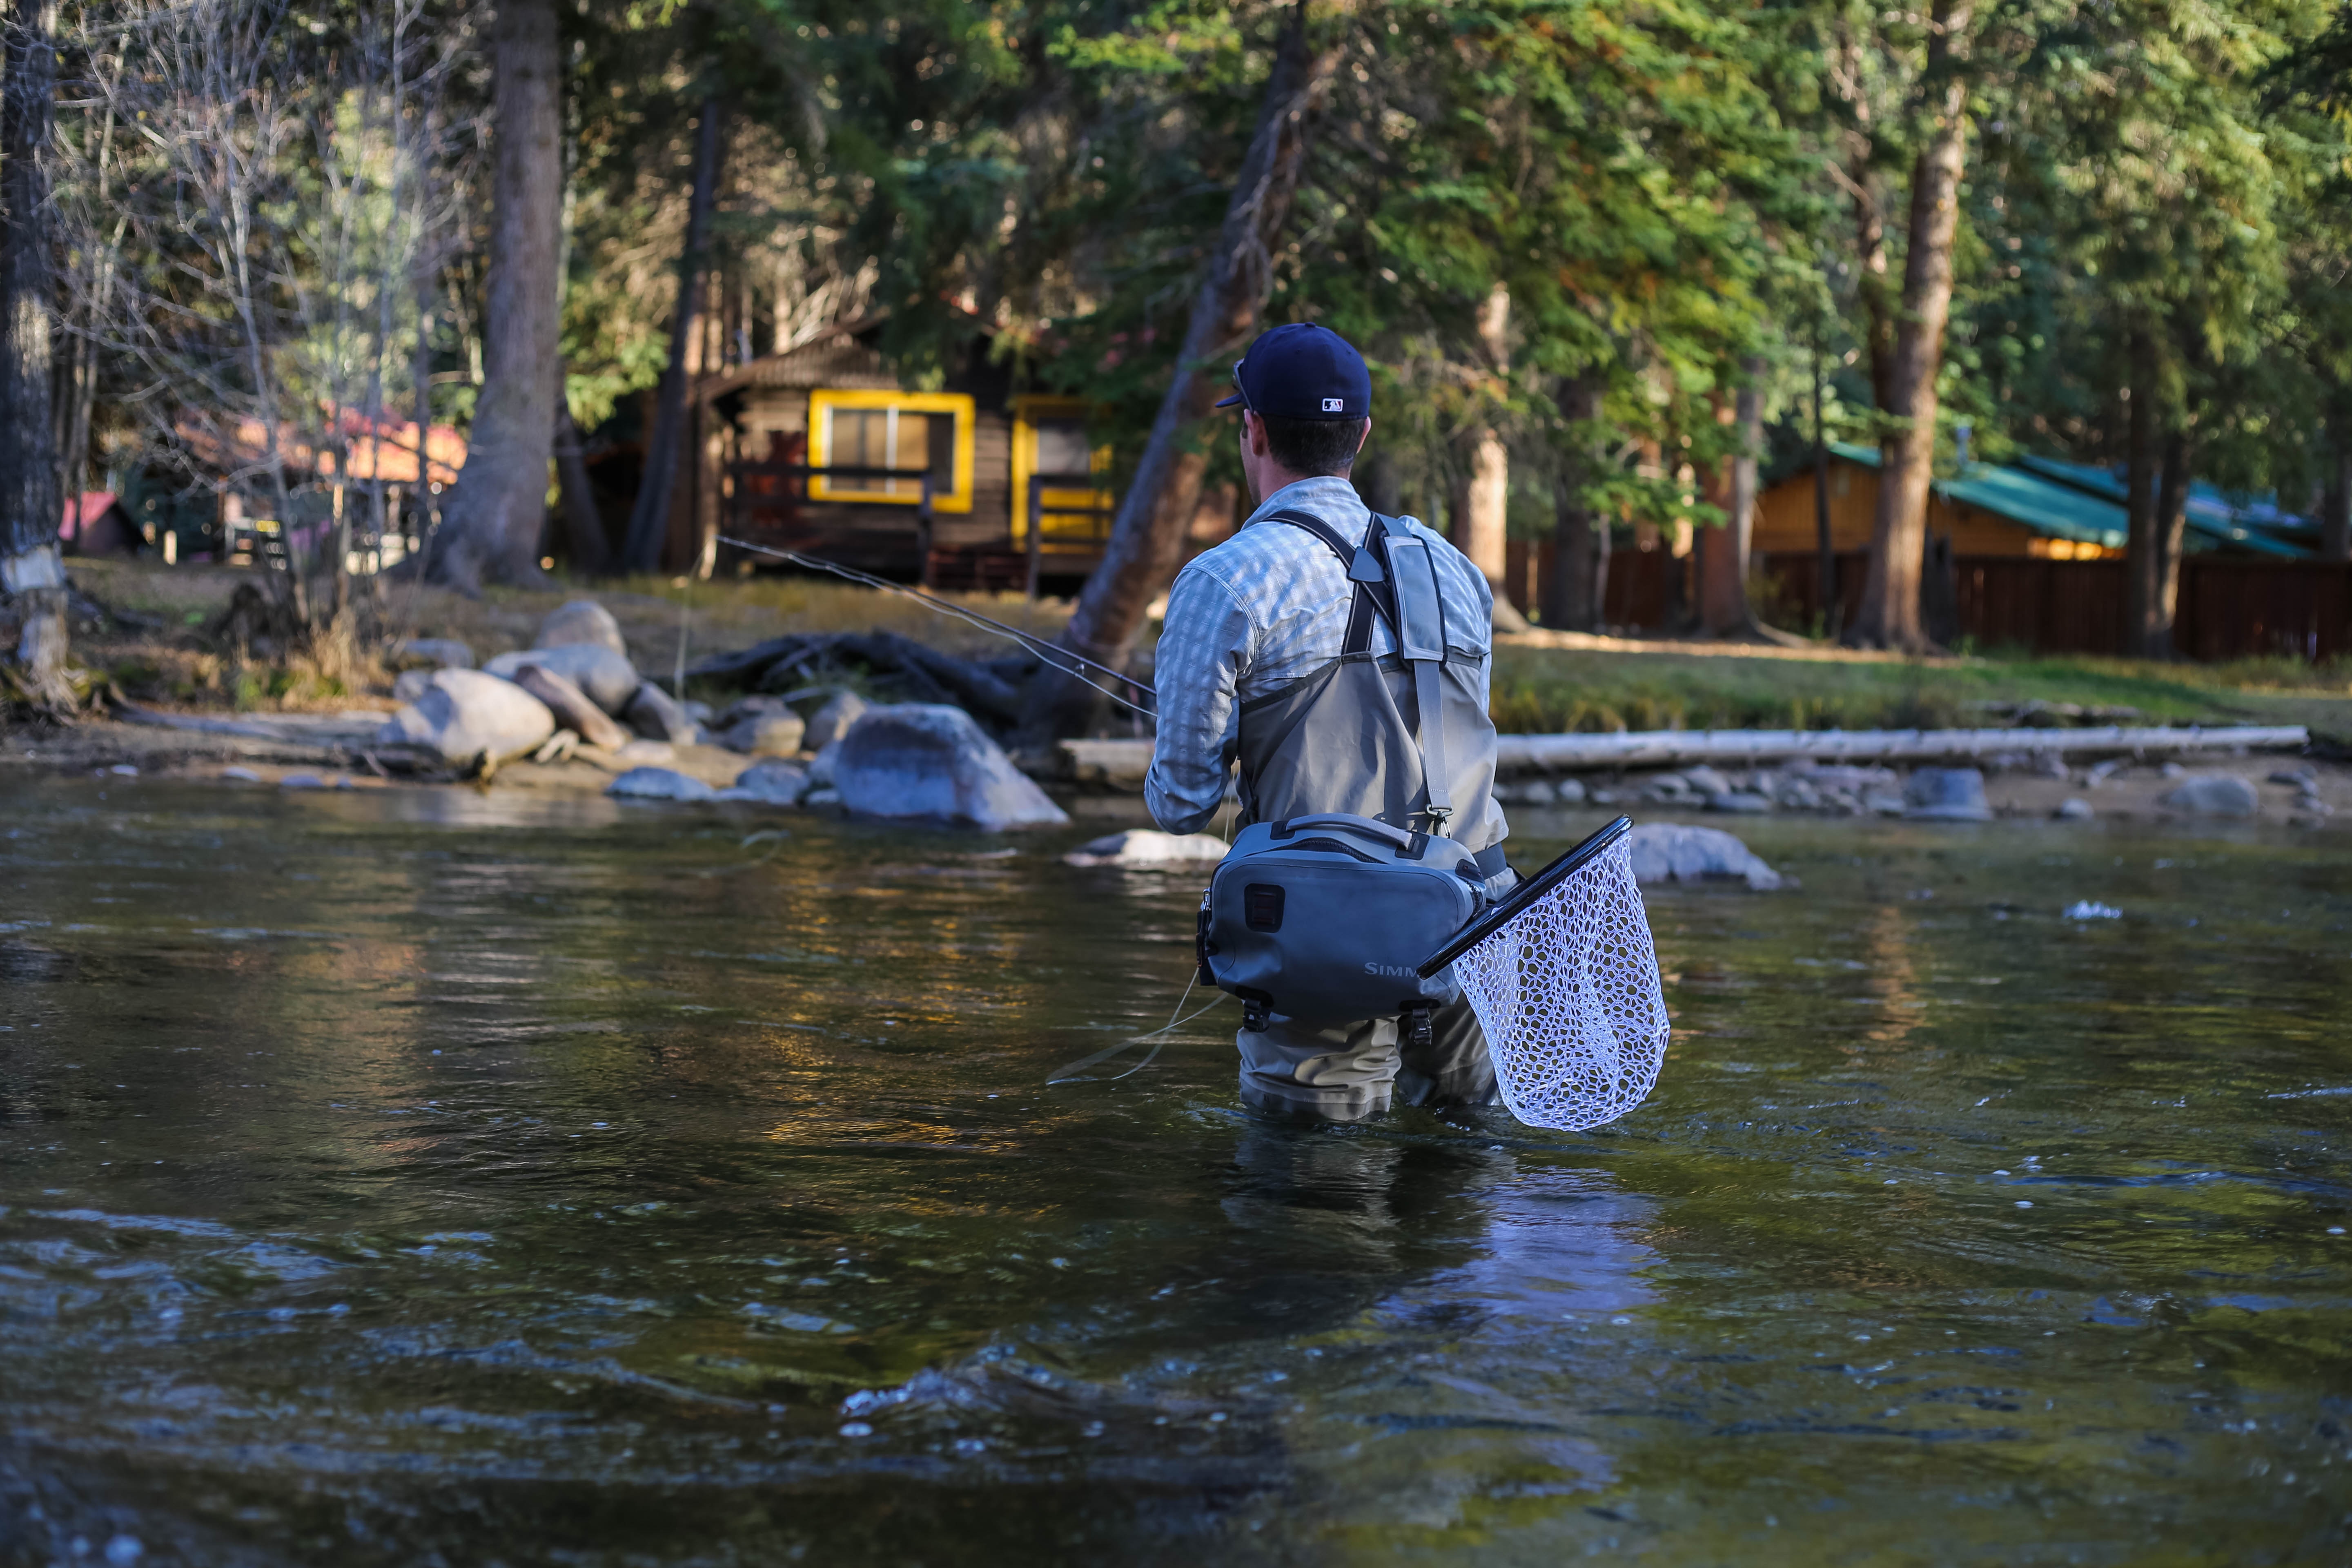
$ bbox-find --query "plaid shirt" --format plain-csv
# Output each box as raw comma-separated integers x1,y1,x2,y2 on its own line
1145,476,1497,835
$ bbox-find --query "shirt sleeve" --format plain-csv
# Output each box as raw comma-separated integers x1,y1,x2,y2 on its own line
1144,564,1253,835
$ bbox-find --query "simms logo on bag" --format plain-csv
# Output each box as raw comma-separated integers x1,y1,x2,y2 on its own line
1363,962,1419,978
1323,397,1345,412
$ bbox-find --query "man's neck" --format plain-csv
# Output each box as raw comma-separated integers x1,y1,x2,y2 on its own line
1248,470,1338,513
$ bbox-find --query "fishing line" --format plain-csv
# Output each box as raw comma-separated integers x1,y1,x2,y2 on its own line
1046,974,1227,1085
715,535,1156,720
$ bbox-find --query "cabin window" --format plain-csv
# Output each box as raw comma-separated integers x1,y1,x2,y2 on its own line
1011,395,1113,547
807,390,975,513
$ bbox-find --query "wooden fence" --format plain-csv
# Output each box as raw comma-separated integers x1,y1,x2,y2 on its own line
1495,541,2351,661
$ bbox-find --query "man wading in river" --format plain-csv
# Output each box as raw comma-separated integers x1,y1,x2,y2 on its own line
1146,324,1512,1122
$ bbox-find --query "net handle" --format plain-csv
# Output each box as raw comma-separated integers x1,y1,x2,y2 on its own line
1414,816,1633,978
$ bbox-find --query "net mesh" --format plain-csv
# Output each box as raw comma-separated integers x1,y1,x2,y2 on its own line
1452,837,1670,1131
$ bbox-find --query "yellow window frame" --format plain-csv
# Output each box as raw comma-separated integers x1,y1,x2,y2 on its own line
1011,395,1114,546
807,389,976,514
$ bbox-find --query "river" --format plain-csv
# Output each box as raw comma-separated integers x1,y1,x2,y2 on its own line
2,779,2345,1564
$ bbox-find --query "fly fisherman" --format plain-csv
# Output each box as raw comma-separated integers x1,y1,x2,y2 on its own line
1146,323,1512,1123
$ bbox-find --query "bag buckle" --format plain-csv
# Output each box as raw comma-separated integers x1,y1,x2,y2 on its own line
1399,1000,1436,1054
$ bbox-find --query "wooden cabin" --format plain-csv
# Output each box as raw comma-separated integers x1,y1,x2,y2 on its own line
1756,441,2129,563
680,337,1121,592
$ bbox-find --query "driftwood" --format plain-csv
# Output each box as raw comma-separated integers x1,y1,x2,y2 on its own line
1051,723,2311,788
512,664,631,751
686,628,1024,724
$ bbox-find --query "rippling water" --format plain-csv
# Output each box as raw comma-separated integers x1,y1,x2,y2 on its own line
2,778,2347,1564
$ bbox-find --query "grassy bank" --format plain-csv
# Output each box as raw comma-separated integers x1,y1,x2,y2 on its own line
54,558,2352,739
1489,643,2352,739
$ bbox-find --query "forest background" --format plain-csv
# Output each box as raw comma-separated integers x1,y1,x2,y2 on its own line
1,0,2349,738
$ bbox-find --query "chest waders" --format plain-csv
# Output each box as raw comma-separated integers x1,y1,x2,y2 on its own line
1197,511,1510,1056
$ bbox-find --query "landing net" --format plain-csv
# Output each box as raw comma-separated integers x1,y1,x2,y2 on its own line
1450,835,1670,1131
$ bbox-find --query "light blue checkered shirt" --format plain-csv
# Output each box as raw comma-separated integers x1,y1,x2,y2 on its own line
1144,476,1497,835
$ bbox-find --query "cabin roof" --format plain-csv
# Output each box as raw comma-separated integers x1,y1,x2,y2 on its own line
695,336,901,403
1824,442,2313,559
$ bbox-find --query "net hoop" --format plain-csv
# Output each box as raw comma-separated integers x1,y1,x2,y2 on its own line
1451,836,1670,1131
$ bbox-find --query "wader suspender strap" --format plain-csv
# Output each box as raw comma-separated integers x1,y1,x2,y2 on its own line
1258,508,1456,835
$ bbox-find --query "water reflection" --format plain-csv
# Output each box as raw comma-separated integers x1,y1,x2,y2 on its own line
0,780,2347,1563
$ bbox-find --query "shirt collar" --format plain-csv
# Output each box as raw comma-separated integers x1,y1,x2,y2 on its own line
1242,475,1370,536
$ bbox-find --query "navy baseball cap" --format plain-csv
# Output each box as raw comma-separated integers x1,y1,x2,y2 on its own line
1214,323,1371,420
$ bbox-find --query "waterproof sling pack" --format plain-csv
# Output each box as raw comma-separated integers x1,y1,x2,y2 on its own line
1197,511,1487,1036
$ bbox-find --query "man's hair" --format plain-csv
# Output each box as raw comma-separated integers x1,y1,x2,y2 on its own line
1257,413,1368,476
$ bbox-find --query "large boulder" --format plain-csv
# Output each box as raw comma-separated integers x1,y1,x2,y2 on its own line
1904,766,1992,822
831,704,1070,831
803,691,870,753
1062,829,1228,868
2159,773,2258,817
484,644,638,715
1626,823,1783,891
511,663,633,751
535,599,628,657
375,669,556,765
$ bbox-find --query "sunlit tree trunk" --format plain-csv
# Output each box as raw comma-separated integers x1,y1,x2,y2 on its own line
1,0,71,707
2147,428,2192,659
1015,1,1338,746
1848,0,1972,652
423,0,562,592
620,96,724,574
1452,283,1528,632
2123,336,2159,656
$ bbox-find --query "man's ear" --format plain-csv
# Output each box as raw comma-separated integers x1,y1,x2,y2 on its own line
1241,412,1267,457
1354,418,1372,457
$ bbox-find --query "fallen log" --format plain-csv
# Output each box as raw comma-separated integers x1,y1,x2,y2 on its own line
1043,723,2311,787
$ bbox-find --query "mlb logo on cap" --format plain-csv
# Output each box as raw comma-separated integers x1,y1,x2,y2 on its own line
1215,323,1372,421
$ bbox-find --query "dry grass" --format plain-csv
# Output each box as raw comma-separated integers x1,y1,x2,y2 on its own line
65,559,1074,712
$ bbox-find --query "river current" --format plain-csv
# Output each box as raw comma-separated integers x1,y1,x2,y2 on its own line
1,778,2346,1564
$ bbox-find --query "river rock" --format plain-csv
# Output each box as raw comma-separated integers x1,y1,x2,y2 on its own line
624,681,698,743
804,691,871,752
613,738,676,765
1904,767,1992,821
1707,791,1772,814
1552,776,1588,805
1626,823,1784,891
722,758,811,806
831,704,1070,831
393,668,433,704
2054,797,2095,820
607,766,717,802
511,663,633,751
2158,773,2258,817
535,599,628,657
395,636,473,670
1062,829,1229,868
1517,779,1558,807
1681,764,1733,797
722,710,806,757
485,644,638,715
375,668,556,765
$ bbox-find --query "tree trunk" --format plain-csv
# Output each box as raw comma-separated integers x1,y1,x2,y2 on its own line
554,383,606,575
1453,283,1528,632
1014,2,1338,746
1,0,71,707
2122,337,2157,656
619,97,724,574
2146,427,2191,659
422,0,563,594
1812,333,1839,635
1846,0,1972,651
2320,429,2349,565
1544,374,1604,631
